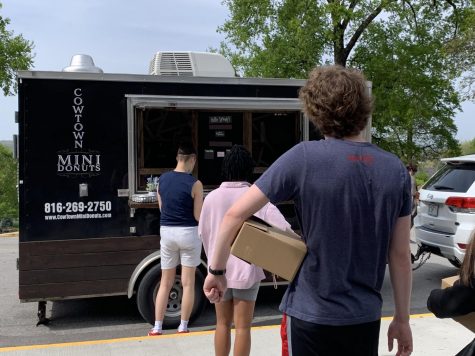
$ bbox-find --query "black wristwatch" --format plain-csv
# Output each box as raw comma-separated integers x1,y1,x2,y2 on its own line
208,266,226,276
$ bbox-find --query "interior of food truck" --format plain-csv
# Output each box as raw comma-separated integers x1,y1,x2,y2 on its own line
125,94,323,233
134,107,310,190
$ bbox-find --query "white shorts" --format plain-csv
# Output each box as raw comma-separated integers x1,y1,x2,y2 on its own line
160,226,201,269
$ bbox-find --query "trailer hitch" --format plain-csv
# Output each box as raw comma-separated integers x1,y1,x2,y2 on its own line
411,244,432,271
36,301,50,326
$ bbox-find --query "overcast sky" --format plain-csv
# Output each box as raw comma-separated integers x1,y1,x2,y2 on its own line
0,0,474,142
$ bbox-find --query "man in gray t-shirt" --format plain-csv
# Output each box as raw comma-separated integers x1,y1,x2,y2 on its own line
256,138,411,327
204,66,413,356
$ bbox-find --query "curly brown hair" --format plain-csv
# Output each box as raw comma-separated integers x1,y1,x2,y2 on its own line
299,65,373,139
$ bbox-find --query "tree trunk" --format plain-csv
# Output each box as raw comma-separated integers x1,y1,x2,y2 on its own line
334,45,347,67
333,23,347,67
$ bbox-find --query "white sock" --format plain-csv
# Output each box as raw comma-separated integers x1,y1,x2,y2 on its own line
178,319,189,332
153,320,163,332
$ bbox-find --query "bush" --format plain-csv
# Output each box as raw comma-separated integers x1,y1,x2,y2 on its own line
415,171,429,188
0,144,18,220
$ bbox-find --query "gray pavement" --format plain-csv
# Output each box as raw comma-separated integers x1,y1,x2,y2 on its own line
0,314,473,355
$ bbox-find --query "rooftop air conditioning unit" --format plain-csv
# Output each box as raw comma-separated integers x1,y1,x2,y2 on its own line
149,51,236,77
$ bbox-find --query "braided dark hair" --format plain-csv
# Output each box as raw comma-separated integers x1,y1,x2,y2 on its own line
221,145,254,182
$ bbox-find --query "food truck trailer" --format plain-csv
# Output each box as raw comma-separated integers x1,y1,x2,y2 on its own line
17,52,330,326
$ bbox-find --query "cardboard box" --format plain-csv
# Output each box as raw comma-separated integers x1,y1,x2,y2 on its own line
230,219,307,281
441,276,475,332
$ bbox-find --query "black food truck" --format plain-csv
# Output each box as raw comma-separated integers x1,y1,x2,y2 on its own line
16,53,370,326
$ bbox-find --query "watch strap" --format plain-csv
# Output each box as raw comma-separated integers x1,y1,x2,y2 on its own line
208,266,226,276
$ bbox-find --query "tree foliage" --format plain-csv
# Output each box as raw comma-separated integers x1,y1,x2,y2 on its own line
218,0,468,162
219,0,328,78
460,138,475,154
352,5,462,163
0,144,18,219
443,2,475,100
0,3,34,96
219,0,466,75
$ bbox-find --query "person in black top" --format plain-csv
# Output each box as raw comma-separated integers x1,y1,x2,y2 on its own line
427,230,475,355
148,142,204,336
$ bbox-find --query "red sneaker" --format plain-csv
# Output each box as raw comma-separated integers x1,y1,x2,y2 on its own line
148,329,162,336
177,329,190,334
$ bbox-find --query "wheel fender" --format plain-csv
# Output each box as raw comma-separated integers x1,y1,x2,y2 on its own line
127,251,161,298
127,252,208,298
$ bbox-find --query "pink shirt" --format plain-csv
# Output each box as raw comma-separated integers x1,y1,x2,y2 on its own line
198,182,291,289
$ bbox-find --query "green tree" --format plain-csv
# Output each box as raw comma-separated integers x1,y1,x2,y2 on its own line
218,0,466,160
460,138,475,154
219,0,327,78
0,3,34,96
0,144,18,219
352,8,462,163
218,0,464,76
445,3,475,100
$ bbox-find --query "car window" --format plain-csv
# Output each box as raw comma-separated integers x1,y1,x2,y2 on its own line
423,164,475,193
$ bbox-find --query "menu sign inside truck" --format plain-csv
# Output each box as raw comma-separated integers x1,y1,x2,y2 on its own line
208,115,233,147
209,115,232,124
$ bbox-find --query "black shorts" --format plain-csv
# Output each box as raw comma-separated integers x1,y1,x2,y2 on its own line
281,314,381,356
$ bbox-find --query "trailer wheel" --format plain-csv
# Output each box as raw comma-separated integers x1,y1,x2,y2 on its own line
136,263,206,327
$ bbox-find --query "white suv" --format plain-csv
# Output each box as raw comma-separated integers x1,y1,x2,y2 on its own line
415,154,475,267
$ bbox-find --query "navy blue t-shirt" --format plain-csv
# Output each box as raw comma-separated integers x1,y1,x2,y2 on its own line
158,171,198,227
255,138,411,325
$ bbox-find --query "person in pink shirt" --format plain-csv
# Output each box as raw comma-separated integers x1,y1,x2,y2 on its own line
199,145,291,356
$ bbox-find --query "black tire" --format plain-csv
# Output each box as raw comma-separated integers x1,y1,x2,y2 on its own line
448,258,462,269
136,263,206,327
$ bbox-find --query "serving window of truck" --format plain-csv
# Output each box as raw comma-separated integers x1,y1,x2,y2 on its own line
127,95,304,193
